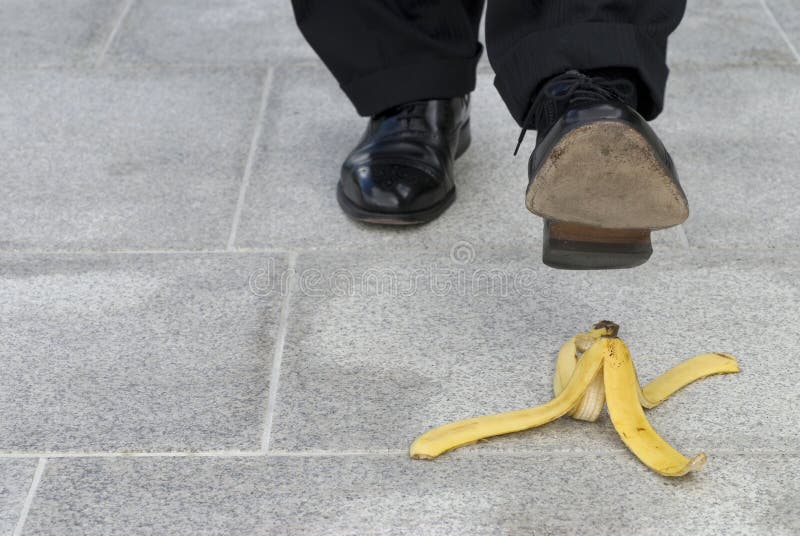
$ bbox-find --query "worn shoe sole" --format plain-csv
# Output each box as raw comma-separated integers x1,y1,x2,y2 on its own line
337,121,470,226
526,121,688,269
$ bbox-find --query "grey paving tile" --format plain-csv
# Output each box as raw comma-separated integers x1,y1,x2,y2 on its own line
0,0,123,66
236,66,684,251
0,459,37,535
0,68,262,250
669,0,796,67
270,246,799,454
22,453,800,535
653,64,800,248
0,253,287,452
766,0,800,56
108,0,315,65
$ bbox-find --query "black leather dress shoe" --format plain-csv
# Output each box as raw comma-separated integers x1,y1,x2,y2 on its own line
338,96,471,225
518,71,689,269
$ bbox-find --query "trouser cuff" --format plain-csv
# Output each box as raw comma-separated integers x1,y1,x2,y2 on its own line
342,47,482,117
491,23,669,126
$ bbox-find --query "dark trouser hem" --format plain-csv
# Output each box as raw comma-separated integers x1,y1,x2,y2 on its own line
341,49,482,117
491,23,670,126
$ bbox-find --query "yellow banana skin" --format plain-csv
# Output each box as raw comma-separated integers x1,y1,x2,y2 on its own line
639,352,739,409
553,327,611,422
409,322,740,477
603,337,707,477
410,340,606,460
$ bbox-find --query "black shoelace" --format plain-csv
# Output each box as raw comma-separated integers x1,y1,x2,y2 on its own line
513,70,637,156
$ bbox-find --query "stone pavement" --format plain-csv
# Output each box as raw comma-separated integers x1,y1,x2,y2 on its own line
2,1,800,534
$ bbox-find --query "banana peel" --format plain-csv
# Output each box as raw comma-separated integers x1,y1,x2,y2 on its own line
410,321,739,477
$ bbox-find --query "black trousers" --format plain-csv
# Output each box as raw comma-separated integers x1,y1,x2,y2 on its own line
291,1,686,125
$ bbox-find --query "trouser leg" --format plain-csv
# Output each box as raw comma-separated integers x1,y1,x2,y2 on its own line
292,0,485,116
485,0,687,125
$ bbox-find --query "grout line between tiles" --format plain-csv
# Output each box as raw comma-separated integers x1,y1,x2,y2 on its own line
0,450,264,459
759,0,800,63
95,0,136,67
227,67,276,251
0,248,291,256
267,449,407,457
257,449,784,456
0,448,796,460
260,251,299,452
13,458,46,536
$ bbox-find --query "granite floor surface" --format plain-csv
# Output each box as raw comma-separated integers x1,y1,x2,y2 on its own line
2,1,799,534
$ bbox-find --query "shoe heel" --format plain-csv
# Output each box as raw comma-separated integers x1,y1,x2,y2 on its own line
542,220,652,270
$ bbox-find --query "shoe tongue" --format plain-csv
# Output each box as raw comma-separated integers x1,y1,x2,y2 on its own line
515,71,638,154
534,73,637,136
546,79,578,99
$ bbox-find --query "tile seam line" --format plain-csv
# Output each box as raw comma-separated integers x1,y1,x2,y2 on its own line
227,66,276,251
12,458,46,536
260,251,298,452
759,0,800,63
0,448,796,459
0,248,292,256
0,451,264,459
95,0,137,67
255,448,800,457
